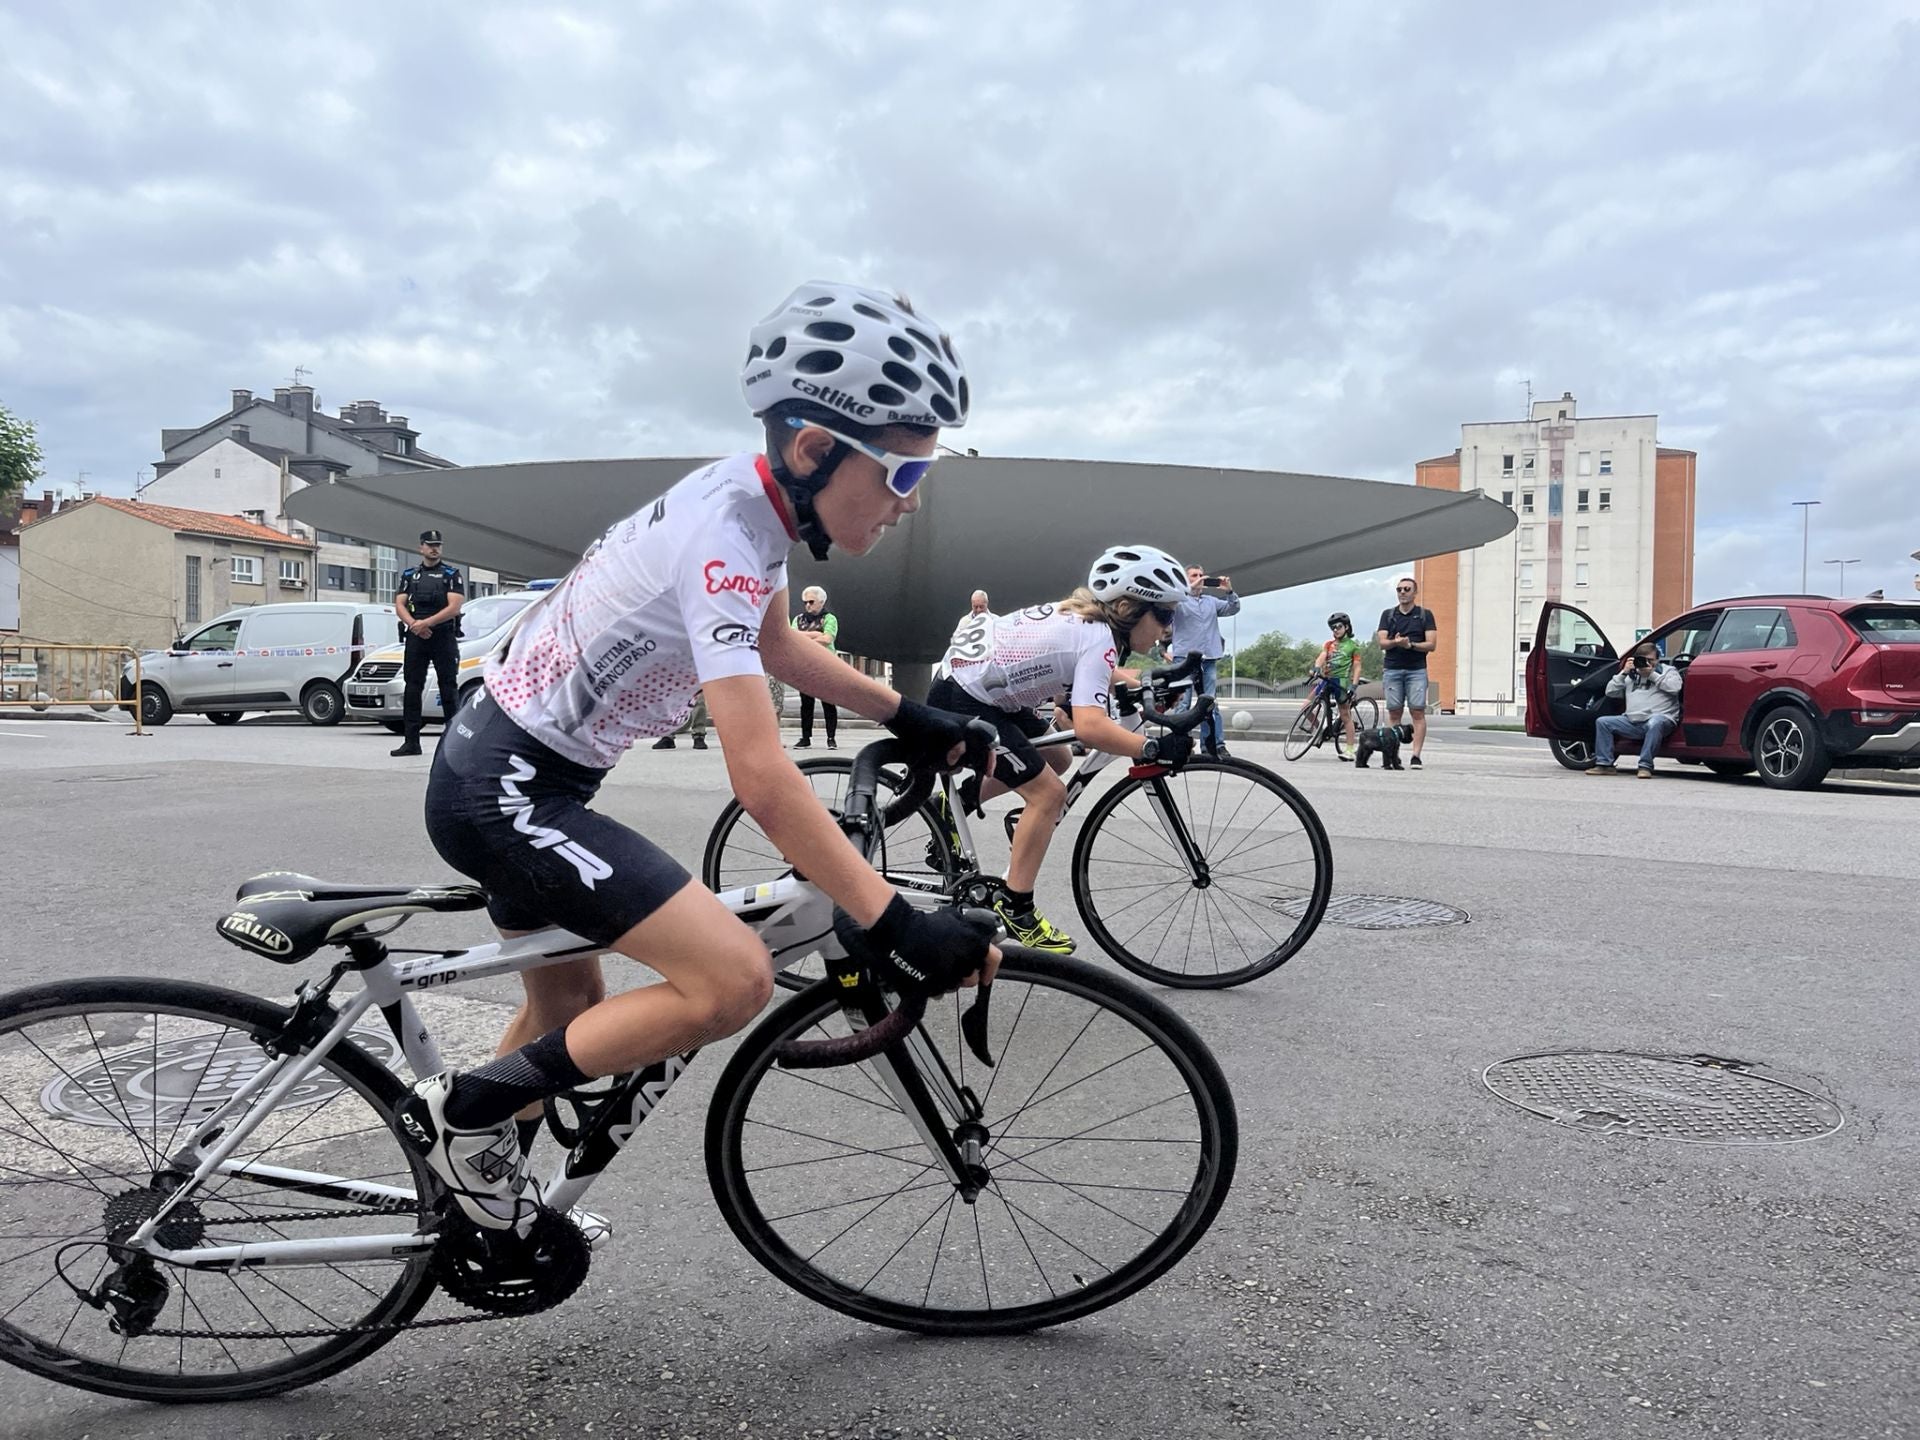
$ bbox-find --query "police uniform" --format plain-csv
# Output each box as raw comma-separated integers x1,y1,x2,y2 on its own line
394,530,465,752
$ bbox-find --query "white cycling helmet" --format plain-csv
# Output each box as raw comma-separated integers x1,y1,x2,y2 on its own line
742,281,969,430
1087,545,1188,606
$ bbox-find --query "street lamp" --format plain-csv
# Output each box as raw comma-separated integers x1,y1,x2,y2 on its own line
1791,500,1820,591
1823,557,1862,594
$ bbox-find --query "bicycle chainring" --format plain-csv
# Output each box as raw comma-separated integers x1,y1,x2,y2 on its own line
430,1209,590,1317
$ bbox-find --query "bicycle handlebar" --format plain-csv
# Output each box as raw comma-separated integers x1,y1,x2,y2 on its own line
1115,651,1215,733
775,721,999,1069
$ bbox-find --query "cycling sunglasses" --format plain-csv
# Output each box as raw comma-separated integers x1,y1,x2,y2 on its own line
787,417,937,497
1149,604,1178,626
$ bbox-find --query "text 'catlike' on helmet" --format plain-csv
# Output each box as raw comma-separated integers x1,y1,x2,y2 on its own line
741,282,969,431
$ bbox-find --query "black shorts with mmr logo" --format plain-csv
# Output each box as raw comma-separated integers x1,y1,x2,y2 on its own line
925,676,1057,788
425,690,691,944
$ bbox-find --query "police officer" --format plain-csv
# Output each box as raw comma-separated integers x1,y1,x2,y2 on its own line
391,529,465,757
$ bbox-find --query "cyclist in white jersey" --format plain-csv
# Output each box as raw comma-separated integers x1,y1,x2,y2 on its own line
927,544,1194,952
401,282,1001,1230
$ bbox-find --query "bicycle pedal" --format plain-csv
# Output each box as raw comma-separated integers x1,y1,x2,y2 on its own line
568,1207,614,1250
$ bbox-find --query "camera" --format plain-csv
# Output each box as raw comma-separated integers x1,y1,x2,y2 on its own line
1633,654,1652,668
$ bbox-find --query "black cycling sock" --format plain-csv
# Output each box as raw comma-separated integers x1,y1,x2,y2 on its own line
516,1116,543,1156
443,1026,591,1131
999,885,1036,914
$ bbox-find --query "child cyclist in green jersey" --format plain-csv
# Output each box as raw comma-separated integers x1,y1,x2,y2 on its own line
1314,612,1364,757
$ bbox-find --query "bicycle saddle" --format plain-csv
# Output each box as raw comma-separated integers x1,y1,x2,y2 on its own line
216,871,487,963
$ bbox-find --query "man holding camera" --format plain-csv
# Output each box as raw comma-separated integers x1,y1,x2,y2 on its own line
1590,641,1683,778
1169,563,1240,757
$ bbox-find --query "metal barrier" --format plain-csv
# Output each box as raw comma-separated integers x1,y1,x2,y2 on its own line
0,643,144,734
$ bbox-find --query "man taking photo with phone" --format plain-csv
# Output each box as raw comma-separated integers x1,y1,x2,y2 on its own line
1169,563,1241,757
1590,641,1683,778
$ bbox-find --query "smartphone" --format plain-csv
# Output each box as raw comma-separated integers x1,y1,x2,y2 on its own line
1201,575,1226,589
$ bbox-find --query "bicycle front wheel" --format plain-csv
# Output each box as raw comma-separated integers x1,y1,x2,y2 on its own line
701,757,958,991
706,947,1237,1336
1070,757,1333,987
1281,703,1321,761
0,978,437,1402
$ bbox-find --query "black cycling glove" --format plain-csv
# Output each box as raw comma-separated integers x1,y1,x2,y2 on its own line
1146,730,1194,768
885,697,978,771
834,895,995,999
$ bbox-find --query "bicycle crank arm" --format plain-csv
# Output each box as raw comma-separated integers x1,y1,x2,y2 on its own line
960,982,995,1067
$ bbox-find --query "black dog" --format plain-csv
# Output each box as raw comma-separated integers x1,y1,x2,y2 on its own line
1352,723,1415,769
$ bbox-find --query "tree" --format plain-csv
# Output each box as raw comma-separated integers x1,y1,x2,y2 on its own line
0,402,45,510
1228,629,1387,686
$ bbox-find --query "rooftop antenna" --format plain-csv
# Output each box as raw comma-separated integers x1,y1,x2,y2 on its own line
1521,377,1533,416
291,365,311,386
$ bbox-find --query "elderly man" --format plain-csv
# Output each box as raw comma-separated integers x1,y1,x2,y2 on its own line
1168,564,1240,757
1590,642,1683,777
968,589,990,616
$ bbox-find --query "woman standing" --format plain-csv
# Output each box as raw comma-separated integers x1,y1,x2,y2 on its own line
791,584,840,748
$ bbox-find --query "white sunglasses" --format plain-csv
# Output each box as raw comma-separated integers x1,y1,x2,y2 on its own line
786,418,937,497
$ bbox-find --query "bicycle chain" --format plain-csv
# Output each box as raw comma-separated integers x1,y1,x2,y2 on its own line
129,1207,553,1342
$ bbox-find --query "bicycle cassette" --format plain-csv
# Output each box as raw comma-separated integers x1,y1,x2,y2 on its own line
431,1208,590,1317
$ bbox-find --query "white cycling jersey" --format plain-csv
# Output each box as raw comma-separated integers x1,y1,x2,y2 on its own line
943,603,1118,713
486,452,793,769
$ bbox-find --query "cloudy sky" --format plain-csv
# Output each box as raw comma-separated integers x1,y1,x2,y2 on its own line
4,1,1917,643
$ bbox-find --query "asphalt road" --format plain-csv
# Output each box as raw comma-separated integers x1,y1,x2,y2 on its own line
1,711,1915,1439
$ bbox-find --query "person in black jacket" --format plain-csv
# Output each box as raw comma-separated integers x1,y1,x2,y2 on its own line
391,529,465,757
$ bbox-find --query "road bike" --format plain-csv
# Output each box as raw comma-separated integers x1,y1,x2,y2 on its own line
1282,675,1380,762
706,656,1334,990
0,738,1237,1402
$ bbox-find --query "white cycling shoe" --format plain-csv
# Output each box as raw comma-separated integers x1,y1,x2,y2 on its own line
398,1073,532,1231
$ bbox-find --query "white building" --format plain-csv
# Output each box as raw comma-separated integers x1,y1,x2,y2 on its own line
1413,391,1696,715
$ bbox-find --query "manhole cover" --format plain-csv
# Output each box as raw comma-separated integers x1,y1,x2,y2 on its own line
1269,894,1470,929
39,1022,402,1129
1482,1052,1844,1145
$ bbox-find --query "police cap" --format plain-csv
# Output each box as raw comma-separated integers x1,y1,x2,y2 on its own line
419,529,443,545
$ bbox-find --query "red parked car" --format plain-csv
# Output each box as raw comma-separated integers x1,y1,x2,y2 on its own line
1526,595,1920,789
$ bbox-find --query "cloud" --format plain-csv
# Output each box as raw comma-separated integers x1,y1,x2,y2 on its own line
2,0,1917,618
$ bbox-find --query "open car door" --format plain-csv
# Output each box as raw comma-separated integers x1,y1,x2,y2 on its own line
1525,602,1619,740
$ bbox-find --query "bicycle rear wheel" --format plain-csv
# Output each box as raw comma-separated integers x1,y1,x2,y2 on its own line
0,978,436,1401
1069,757,1333,988
706,948,1236,1335
1281,703,1321,761
701,757,958,991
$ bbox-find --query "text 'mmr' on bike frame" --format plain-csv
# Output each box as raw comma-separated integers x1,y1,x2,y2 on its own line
929,544,1196,954
406,281,1001,1230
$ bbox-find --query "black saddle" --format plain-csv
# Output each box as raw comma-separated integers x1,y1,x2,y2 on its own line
216,871,487,963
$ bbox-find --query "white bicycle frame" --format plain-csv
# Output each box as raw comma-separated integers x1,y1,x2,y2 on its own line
121,870,975,1273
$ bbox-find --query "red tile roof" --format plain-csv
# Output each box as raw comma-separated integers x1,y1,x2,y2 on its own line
31,496,315,547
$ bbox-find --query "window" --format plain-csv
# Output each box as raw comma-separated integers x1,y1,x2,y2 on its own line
1576,488,1590,513
228,555,259,585
318,529,360,546
1848,607,1920,643
1598,450,1612,475
213,467,222,479
1577,451,1593,476
372,544,403,599
1557,408,1568,420
278,559,303,583
1501,489,1514,508
1521,490,1536,515
1519,562,1535,589
1519,527,1535,552
1709,608,1790,654
1518,639,1532,653
1502,454,1515,476
183,618,241,652
322,564,346,590
1522,451,1536,474
459,594,535,637
1575,562,1590,587
1657,615,1720,663
349,567,370,590
1576,525,1590,550
1598,488,1612,512
1544,608,1607,655
184,555,202,625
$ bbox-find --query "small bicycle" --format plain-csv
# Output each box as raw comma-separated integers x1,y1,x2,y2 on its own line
706,655,1334,990
0,737,1236,1403
1282,674,1380,762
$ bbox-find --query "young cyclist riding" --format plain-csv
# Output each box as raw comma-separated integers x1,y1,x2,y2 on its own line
1314,612,1365,757
402,282,1000,1229
927,545,1196,952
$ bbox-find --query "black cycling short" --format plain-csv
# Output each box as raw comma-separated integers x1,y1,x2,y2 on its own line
926,676,1057,788
425,690,692,944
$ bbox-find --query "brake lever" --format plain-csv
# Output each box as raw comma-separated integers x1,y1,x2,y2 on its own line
959,982,995,1067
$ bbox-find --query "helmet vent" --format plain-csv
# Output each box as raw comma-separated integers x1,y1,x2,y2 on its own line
804,320,856,342
929,394,958,424
765,336,787,360
795,350,844,375
868,383,907,406
881,361,923,392
926,362,955,396
887,335,917,360
853,303,891,321
804,294,836,307
904,327,939,356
